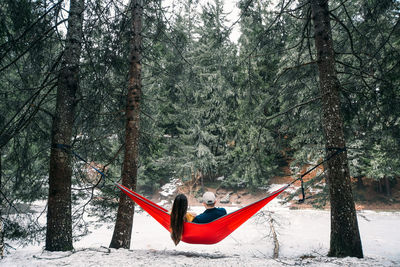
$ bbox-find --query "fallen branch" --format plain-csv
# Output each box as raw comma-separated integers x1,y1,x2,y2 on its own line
32,246,111,260
33,251,73,260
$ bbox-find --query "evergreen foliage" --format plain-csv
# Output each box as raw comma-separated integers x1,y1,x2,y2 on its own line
0,0,399,255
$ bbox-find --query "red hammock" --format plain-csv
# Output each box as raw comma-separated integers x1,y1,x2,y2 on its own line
116,183,289,245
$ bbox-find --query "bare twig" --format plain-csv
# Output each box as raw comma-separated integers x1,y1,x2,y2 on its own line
0,18,67,73
0,0,64,58
264,94,323,121
273,61,317,85
268,212,279,259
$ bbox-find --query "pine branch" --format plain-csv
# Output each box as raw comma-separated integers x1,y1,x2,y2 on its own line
103,144,125,169
0,51,63,149
329,11,363,67
240,0,294,64
264,94,323,121
273,61,317,85
29,104,55,119
0,0,64,57
0,18,67,73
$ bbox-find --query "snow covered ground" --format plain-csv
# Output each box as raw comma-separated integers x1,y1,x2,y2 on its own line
2,186,400,266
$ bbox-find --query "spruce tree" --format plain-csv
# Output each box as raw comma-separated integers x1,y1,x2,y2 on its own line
46,0,85,251
310,0,363,258
109,0,143,249
0,0,62,246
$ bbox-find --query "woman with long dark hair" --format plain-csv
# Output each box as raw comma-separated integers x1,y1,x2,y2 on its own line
170,194,195,245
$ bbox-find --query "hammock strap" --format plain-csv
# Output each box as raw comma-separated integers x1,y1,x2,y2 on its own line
296,147,347,203
52,143,105,187
299,177,305,203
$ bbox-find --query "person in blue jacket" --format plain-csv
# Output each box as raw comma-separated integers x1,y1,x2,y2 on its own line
192,191,227,223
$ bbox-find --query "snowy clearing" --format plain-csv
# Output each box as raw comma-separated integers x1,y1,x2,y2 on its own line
2,188,400,266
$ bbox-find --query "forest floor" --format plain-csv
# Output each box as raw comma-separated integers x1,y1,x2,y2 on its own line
4,186,400,267
3,164,399,266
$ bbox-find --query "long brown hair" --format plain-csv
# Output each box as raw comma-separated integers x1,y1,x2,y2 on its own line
170,194,188,245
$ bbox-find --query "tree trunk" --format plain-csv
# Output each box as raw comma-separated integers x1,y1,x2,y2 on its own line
356,176,364,189
384,177,391,197
310,0,363,258
45,0,84,252
109,0,143,249
0,148,3,259
376,179,382,193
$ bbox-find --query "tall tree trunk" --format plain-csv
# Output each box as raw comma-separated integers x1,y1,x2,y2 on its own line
310,0,363,258
0,148,3,259
356,176,364,189
109,0,143,249
45,0,84,251
384,177,391,197
376,179,382,193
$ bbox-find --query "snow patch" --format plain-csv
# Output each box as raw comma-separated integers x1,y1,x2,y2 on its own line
216,176,225,181
159,178,182,197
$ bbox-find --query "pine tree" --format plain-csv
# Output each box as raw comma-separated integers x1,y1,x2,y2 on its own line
46,0,85,251
0,0,63,246
109,0,143,249
0,148,3,259
310,0,363,258
232,0,287,187
335,0,400,188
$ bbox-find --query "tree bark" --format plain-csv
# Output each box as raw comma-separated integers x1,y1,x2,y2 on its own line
109,0,143,249
356,176,364,189
384,177,391,197
45,0,84,251
310,0,363,258
0,148,3,259
376,179,382,193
